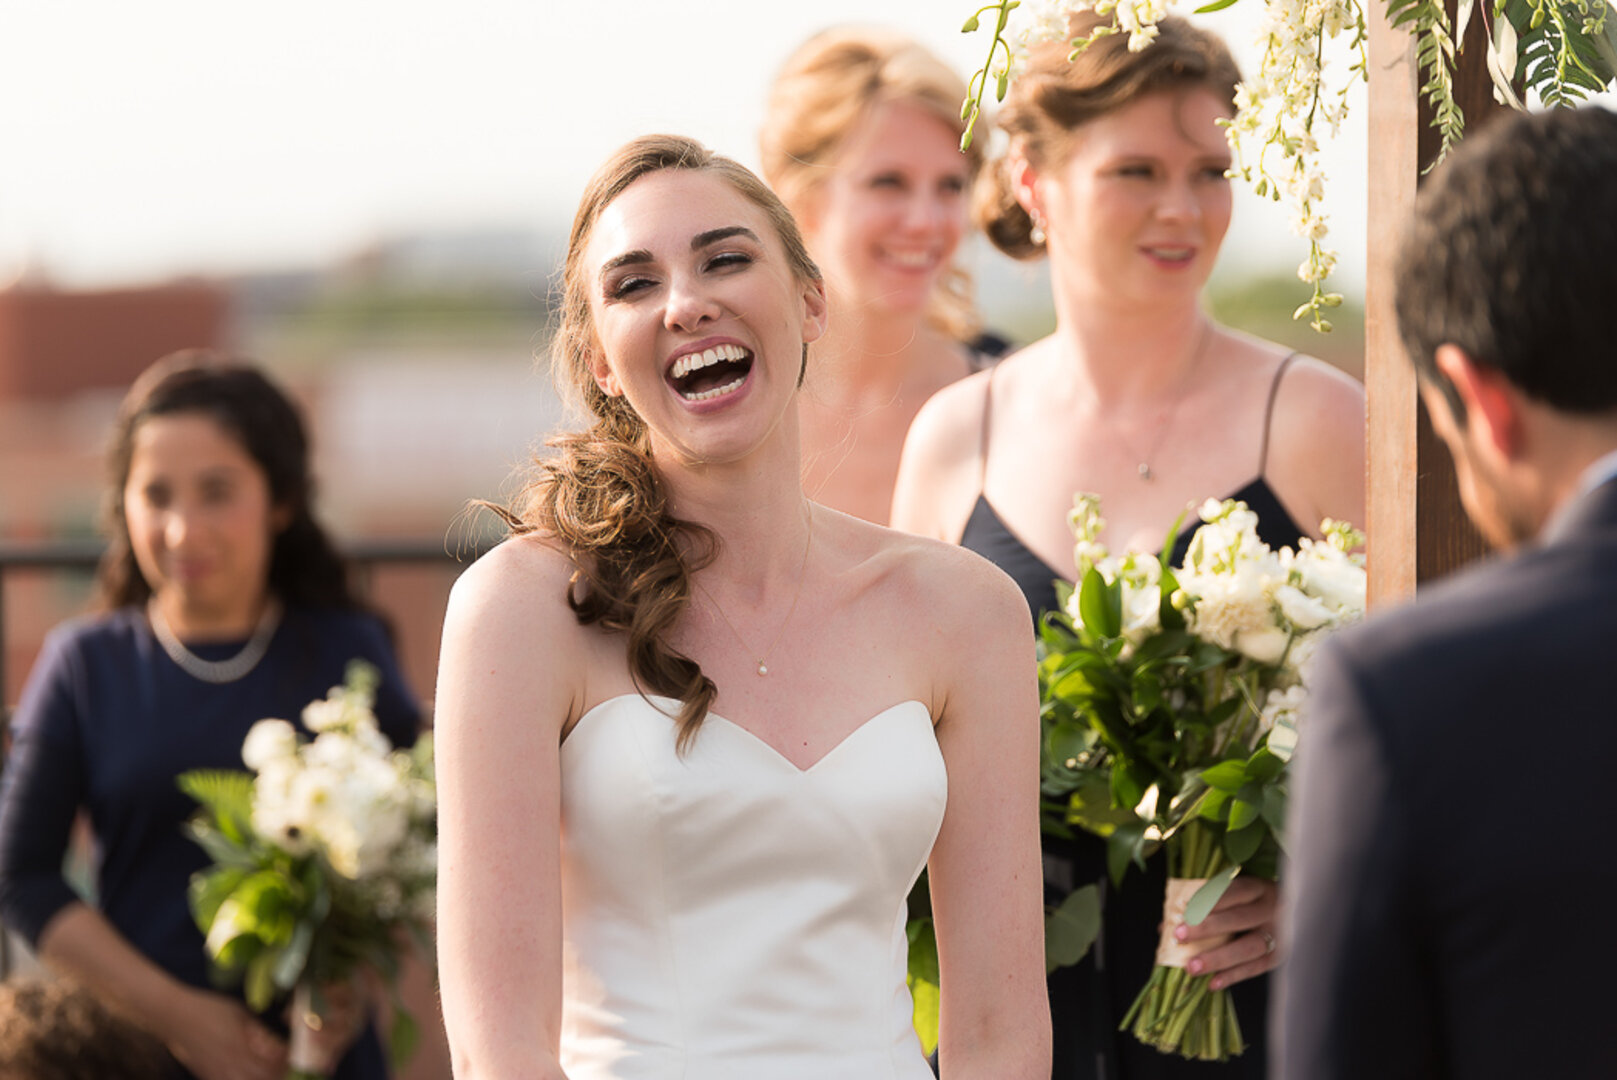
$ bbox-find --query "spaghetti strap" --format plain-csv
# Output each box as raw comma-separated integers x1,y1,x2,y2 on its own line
977,363,999,489
1257,351,1300,477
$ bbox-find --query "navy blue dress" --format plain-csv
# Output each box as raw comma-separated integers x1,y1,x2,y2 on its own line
959,355,1304,1080
0,604,421,1080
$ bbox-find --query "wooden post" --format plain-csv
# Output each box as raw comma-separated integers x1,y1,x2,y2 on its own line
1364,0,1500,607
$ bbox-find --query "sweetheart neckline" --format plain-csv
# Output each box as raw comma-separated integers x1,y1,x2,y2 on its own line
566,693,933,775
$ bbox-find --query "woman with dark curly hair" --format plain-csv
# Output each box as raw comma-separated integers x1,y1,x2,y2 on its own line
0,352,420,1080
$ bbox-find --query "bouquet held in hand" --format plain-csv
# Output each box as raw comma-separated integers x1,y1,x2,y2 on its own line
1038,496,1364,1061
178,660,435,1079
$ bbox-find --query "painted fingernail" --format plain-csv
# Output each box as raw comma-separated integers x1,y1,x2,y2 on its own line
1210,977,1225,990
1188,959,1203,975
1175,925,1188,941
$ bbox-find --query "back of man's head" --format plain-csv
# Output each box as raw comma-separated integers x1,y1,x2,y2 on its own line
1395,105,1617,420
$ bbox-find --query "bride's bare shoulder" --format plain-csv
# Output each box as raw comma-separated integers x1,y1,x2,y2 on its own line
445,532,580,632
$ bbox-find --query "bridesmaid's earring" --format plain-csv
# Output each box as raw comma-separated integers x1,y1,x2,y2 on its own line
1029,209,1047,247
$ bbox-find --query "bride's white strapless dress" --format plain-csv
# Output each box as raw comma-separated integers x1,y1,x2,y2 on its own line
558,693,948,1080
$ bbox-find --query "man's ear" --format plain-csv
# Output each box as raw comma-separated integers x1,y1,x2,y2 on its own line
1433,343,1523,460
800,278,829,345
589,351,623,398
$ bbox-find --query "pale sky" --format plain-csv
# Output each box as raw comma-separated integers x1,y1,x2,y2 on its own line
3,0,1368,290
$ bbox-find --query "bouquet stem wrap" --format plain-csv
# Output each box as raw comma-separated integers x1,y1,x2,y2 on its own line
288,981,327,1079
1121,823,1244,1062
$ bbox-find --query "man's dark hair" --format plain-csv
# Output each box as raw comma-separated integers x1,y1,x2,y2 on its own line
1395,105,1617,421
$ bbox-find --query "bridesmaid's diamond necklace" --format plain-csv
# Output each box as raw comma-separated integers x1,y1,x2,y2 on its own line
148,597,281,684
693,520,813,677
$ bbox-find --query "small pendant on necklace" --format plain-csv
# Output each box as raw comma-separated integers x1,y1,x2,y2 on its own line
1138,462,1154,480
757,661,769,676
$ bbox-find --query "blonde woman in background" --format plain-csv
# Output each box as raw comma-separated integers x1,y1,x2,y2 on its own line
760,27,1001,525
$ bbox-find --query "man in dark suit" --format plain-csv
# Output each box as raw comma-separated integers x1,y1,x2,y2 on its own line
1275,104,1617,1080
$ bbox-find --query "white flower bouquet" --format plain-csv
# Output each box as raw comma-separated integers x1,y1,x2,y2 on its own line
1038,496,1364,1060
178,661,435,1079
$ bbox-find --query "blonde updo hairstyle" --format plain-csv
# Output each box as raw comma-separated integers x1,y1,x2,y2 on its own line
977,12,1242,260
508,134,822,752
762,26,985,341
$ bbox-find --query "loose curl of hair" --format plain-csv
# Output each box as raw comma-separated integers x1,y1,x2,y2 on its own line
761,25,985,342
97,349,359,614
0,978,171,1080
975,12,1242,260
503,134,821,753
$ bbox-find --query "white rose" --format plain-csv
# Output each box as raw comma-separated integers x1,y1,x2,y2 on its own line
301,698,349,733
242,719,298,772
1274,583,1335,630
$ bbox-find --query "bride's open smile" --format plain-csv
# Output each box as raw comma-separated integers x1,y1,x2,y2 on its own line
583,169,827,464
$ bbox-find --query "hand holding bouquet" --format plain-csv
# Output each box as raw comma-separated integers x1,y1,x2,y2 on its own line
1038,497,1364,1061
178,661,435,1079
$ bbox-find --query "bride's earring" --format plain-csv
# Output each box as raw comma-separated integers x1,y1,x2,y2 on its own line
1029,208,1047,247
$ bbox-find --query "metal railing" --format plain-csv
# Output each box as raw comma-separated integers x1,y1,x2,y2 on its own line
0,535,487,979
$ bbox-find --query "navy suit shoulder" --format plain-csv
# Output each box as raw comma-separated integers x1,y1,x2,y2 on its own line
1278,479,1617,1080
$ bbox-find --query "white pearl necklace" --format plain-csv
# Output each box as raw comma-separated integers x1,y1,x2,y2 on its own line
147,599,282,684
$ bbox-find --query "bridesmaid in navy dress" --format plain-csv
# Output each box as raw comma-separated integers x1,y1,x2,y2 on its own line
892,13,1365,1080
0,353,421,1080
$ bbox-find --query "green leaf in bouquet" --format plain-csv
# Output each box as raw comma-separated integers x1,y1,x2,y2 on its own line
1199,760,1248,791
189,866,251,934
1183,864,1241,926
1189,641,1234,674
211,913,264,971
244,949,280,1013
1107,819,1151,886
1077,567,1122,640
1244,746,1286,784
1111,761,1149,813
1130,667,1163,716
1053,577,1076,615
177,769,256,843
1049,666,1098,703
1227,798,1261,832
1205,697,1243,727
273,917,317,991
1261,786,1288,843
905,915,941,1055
1066,775,1143,836
1158,566,1186,631
183,821,260,872
1197,788,1230,823
1046,720,1093,770
1045,883,1101,972
906,915,940,984
1223,819,1266,865
1130,629,1194,664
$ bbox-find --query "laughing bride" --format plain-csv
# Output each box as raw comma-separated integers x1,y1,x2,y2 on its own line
432,135,1050,1080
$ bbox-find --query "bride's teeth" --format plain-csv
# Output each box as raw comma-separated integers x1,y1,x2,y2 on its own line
671,343,746,380
681,375,747,402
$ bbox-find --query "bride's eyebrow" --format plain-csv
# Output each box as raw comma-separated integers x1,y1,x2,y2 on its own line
693,226,760,250
599,249,653,281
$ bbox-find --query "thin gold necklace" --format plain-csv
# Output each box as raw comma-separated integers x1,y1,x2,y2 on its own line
693,517,813,677
1123,319,1214,482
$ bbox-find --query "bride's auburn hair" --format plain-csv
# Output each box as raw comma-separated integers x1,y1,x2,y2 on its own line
506,134,821,752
